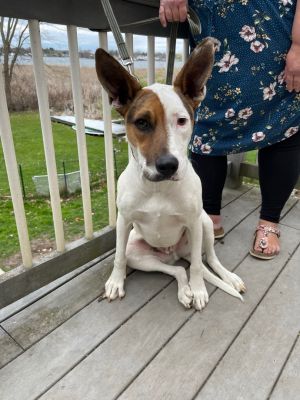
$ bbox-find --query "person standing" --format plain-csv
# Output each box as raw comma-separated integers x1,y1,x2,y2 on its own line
159,0,300,259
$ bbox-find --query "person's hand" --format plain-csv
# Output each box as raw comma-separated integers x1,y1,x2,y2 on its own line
159,0,188,28
284,42,300,92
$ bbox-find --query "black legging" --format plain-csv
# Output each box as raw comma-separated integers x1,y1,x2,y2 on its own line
190,132,300,223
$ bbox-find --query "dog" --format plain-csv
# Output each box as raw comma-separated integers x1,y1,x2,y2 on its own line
95,37,246,310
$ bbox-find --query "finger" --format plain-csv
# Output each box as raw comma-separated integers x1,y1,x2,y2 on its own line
179,4,188,22
171,6,180,22
285,73,294,92
164,5,173,22
159,5,167,27
294,75,300,92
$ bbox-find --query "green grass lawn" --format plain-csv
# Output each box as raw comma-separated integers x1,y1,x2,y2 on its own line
0,112,129,271
0,111,258,271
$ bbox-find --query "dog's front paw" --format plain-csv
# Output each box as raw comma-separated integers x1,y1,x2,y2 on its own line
190,281,209,311
178,285,193,309
223,271,246,293
104,269,126,301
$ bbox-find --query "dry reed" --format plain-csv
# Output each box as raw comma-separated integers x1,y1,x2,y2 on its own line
10,64,168,118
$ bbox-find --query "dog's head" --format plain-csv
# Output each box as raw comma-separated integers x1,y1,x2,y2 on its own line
95,37,218,182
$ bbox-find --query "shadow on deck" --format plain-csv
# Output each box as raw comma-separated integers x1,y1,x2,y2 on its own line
0,185,300,400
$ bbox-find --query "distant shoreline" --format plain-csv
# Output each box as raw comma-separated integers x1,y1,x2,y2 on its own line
7,55,183,69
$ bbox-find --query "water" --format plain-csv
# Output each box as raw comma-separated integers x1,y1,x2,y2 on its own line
12,55,182,69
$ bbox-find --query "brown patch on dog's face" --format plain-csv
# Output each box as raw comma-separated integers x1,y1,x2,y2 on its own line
126,89,168,163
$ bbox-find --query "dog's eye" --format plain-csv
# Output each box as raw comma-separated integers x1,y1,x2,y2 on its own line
134,118,152,131
177,117,187,126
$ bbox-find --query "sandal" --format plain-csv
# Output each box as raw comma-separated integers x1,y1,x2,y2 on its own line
214,226,225,239
249,224,280,260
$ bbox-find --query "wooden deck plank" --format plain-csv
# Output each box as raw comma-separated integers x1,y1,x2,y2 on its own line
38,198,296,400
220,187,260,234
1,188,296,400
0,187,246,323
117,224,300,400
280,200,300,230
0,188,260,399
196,246,300,400
214,195,295,271
0,272,172,400
1,254,115,348
1,187,259,351
0,327,23,368
0,252,114,323
39,280,196,400
221,184,251,207
270,335,300,400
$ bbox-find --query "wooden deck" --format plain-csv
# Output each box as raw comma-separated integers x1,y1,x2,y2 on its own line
0,185,300,400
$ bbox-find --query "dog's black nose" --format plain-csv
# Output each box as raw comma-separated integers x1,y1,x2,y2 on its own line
155,154,179,178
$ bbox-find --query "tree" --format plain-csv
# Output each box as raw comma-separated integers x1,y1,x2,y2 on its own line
0,18,28,109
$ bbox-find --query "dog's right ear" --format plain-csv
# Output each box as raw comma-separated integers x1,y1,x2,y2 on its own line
95,48,142,116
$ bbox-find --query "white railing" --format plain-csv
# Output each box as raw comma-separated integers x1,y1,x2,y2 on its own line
0,19,189,270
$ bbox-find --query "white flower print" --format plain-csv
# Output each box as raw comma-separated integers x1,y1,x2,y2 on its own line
225,108,235,118
201,144,212,154
216,52,239,73
250,40,265,53
238,107,253,119
277,71,285,85
252,132,265,142
239,25,256,42
284,126,299,138
279,0,293,6
193,135,202,147
263,82,277,101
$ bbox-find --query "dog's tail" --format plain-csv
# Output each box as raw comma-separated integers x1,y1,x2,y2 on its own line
203,265,244,301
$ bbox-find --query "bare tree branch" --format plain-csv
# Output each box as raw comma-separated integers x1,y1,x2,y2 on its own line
0,17,29,109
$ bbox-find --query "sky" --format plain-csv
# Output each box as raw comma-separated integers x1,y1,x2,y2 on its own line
2,20,183,54
39,23,183,53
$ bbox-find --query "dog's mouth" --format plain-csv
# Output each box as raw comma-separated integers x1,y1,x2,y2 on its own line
143,170,180,182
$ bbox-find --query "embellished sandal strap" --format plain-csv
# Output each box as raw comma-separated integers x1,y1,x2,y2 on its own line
254,224,280,252
256,224,280,238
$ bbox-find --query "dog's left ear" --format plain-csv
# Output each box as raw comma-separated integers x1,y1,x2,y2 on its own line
95,48,142,116
174,37,219,109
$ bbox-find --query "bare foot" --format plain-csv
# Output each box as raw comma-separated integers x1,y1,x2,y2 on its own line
253,219,280,256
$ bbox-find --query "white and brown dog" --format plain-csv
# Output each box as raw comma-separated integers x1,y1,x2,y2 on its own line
95,37,245,310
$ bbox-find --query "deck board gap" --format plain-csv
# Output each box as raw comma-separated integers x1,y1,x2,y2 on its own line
0,249,116,324
280,199,299,220
191,241,300,400
34,275,175,400
221,185,253,208
266,332,300,400
0,324,25,352
115,249,252,400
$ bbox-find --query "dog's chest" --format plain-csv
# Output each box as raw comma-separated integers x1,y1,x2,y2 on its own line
126,192,195,247
133,208,186,247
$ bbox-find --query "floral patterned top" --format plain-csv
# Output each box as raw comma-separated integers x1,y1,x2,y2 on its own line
189,0,300,155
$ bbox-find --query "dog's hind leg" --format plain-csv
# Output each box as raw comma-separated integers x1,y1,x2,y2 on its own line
202,211,246,294
126,245,193,309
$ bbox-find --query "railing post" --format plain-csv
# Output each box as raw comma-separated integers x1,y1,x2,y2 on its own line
166,37,170,70
147,36,155,85
226,153,245,189
183,39,189,64
125,33,134,74
29,19,65,252
99,32,117,227
0,65,32,267
67,25,93,239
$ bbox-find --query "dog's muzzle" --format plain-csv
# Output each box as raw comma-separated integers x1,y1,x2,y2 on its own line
155,154,179,180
